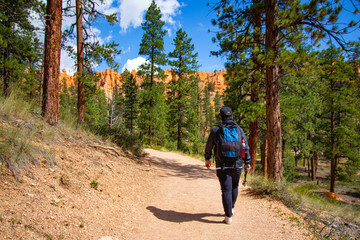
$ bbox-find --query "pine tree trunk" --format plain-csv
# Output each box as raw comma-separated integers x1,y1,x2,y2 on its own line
42,0,62,125
249,121,258,174
149,52,154,146
311,151,317,181
261,137,268,178
177,96,182,150
265,0,282,182
3,20,11,97
76,0,85,124
248,0,261,175
330,109,336,193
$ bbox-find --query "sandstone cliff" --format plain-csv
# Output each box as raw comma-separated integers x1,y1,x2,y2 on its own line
59,68,228,100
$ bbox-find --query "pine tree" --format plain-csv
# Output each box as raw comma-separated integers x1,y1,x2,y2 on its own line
167,28,200,151
211,0,360,181
42,0,62,125
202,83,214,141
84,74,108,127
317,47,360,193
138,0,167,145
123,70,138,135
0,0,43,97
63,0,121,124
280,47,322,181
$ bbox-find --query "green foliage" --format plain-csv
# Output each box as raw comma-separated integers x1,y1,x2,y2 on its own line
59,80,77,123
139,0,167,66
62,0,121,72
167,28,200,151
94,125,144,156
0,0,43,96
137,0,168,146
84,74,108,127
90,180,99,190
122,70,139,134
248,175,301,209
282,150,298,182
317,47,360,178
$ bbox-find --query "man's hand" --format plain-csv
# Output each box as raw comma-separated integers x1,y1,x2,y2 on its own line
205,160,211,169
245,164,251,173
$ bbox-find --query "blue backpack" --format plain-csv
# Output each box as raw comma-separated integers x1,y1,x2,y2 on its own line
216,122,245,161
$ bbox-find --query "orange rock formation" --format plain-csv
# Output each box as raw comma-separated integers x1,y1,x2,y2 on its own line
59,68,228,101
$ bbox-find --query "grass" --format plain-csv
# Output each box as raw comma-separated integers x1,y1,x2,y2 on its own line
248,175,360,239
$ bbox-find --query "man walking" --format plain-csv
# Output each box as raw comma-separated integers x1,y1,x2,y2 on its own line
204,106,251,224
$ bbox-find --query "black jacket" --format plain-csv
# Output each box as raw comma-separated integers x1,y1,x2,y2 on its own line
204,120,251,168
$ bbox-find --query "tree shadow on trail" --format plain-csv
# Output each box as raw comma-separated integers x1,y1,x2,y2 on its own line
146,206,223,224
146,155,215,180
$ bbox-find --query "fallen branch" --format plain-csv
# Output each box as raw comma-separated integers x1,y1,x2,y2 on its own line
89,144,121,157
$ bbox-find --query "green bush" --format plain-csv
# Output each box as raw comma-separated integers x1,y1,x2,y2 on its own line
248,175,300,209
93,125,144,156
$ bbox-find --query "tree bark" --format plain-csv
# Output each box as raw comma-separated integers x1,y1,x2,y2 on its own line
76,0,85,124
265,0,282,182
261,136,268,178
177,92,182,151
249,121,258,174
330,107,336,193
42,0,62,125
311,151,318,181
248,0,261,175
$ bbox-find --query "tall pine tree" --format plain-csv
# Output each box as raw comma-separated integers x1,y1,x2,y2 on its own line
167,28,200,151
138,0,167,145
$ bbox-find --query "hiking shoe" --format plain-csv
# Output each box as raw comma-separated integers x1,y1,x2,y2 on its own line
223,216,232,224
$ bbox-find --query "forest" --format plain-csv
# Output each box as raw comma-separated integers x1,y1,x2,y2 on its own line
0,0,359,199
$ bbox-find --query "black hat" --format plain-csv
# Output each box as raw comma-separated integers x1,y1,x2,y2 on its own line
220,106,233,120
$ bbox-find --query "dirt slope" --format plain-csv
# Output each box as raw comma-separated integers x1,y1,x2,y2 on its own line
0,141,311,239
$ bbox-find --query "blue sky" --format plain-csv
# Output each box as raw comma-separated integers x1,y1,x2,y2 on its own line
56,0,359,75
59,0,225,74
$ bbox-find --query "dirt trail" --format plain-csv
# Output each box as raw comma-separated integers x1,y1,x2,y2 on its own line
128,149,311,240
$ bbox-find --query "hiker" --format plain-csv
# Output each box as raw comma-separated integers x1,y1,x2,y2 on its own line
204,106,251,224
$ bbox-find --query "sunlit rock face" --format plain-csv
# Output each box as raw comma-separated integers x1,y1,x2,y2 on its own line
59,68,228,101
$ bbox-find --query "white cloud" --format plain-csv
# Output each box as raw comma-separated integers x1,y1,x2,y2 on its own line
118,0,182,32
122,46,131,54
122,57,147,72
156,0,181,24
60,40,77,75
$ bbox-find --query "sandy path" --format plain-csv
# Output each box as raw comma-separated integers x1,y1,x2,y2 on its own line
128,149,311,240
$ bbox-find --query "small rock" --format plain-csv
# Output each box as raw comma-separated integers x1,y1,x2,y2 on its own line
27,193,35,198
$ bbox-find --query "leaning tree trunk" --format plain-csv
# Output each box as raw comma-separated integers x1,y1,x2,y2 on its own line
265,0,282,182
76,0,85,124
42,0,62,125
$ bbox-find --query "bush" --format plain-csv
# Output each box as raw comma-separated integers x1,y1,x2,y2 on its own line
248,175,300,209
93,125,144,156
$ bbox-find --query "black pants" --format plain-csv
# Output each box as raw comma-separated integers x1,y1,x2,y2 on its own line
216,167,242,217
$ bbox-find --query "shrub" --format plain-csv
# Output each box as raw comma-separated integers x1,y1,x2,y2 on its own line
248,175,301,209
